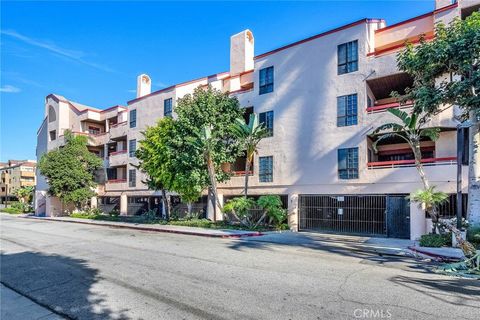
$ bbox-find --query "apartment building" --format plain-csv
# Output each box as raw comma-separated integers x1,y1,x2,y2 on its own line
35,0,480,239
1,160,36,203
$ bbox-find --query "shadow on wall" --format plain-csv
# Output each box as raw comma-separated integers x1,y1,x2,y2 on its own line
0,252,129,319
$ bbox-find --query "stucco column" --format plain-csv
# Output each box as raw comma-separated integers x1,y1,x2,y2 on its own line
288,193,299,232
90,196,98,209
120,194,128,215
410,201,427,240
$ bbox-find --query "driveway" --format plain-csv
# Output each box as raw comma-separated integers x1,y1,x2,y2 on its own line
1,214,478,320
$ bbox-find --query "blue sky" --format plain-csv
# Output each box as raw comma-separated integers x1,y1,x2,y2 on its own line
0,1,433,162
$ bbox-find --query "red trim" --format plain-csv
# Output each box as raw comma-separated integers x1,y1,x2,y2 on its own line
46,94,127,115
232,170,254,176
110,121,127,128
366,101,413,112
254,19,383,60
229,87,254,95
127,71,230,105
375,12,433,34
106,179,127,183
109,150,127,156
378,146,435,156
367,34,435,57
434,2,459,14
367,157,456,167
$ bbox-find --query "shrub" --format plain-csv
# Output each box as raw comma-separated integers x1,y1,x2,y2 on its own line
1,207,23,214
419,233,452,247
257,195,287,227
223,197,256,219
169,218,214,228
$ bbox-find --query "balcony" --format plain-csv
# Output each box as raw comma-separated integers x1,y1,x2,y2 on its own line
108,150,128,167
367,157,457,169
105,179,127,192
371,12,434,56
109,121,128,138
366,73,414,113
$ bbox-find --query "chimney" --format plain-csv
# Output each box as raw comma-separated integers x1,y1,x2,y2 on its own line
230,30,254,76
136,74,151,98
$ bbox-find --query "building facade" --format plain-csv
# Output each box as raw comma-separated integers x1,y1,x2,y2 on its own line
36,0,480,239
1,160,36,203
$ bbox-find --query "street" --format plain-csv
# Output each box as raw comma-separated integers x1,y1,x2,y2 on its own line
1,214,479,320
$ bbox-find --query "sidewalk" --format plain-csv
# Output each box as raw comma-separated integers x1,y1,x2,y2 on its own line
1,284,64,320
21,215,262,238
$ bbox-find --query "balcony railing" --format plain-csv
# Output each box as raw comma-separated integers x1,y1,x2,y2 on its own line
106,179,127,183
366,101,413,113
110,121,127,128
109,150,127,156
232,170,254,176
367,157,457,169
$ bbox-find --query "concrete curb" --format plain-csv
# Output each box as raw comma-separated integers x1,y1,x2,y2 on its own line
21,216,263,239
408,246,462,262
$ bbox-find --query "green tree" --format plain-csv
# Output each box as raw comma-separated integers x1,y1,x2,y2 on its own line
408,187,448,233
396,12,480,224
136,117,205,218
230,113,269,198
39,130,103,213
14,186,34,204
175,86,243,217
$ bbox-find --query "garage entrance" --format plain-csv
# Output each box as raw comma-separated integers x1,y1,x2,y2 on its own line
298,194,410,238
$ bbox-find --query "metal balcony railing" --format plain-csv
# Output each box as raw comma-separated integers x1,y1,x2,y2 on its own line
367,157,457,169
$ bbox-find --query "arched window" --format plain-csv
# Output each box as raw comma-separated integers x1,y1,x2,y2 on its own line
48,105,56,122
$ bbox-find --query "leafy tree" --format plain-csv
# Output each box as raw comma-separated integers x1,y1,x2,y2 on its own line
136,117,205,218
230,114,269,198
39,130,103,212
14,186,34,204
175,86,243,217
396,12,480,224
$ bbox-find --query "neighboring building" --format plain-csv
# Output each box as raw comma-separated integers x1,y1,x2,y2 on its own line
1,160,36,203
35,0,480,239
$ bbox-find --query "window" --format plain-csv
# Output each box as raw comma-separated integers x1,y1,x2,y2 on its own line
129,109,137,128
129,169,136,187
129,139,136,157
48,106,56,122
107,168,117,180
259,156,273,182
49,130,56,141
88,126,100,135
259,66,274,94
259,111,274,137
164,98,173,117
337,94,358,127
338,148,359,179
338,40,358,75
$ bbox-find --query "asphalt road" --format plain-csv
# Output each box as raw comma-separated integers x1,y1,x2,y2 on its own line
1,214,479,320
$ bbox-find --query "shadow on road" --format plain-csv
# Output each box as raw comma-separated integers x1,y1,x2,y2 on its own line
390,275,480,308
227,233,435,274
1,251,129,319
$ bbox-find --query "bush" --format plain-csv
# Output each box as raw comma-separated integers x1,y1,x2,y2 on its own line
1,207,23,214
419,233,452,247
257,195,287,228
168,218,214,228
223,197,256,219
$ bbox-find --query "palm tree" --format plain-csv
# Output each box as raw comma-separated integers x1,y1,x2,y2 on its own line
408,187,448,233
372,108,443,227
230,114,269,198
372,108,440,189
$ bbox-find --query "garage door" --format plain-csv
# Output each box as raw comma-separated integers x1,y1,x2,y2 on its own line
299,195,409,238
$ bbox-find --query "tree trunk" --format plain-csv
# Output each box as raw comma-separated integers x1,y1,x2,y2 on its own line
412,141,430,189
187,202,193,216
244,158,250,198
161,189,169,220
206,155,222,221
467,116,480,226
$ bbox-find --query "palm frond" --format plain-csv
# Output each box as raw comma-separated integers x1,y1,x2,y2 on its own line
372,132,407,152
420,128,441,141
387,108,411,126
372,123,404,134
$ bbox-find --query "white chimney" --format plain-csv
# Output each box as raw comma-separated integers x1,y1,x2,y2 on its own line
136,74,151,98
230,30,254,76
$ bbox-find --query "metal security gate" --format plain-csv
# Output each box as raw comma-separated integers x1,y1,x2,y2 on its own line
299,194,410,238
386,196,410,239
